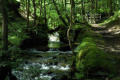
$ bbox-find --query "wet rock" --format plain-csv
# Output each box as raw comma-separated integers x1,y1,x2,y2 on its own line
54,61,58,65
20,23,49,51
52,56,57,59
47,71,53,75
0,66,17,80
51,74,68,80
20,38,49,51
60,75,69,80
24,61,29,64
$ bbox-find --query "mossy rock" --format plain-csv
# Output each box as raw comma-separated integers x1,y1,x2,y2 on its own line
19,19,49,51
75,37,117,80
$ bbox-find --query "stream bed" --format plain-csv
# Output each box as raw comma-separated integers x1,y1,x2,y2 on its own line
12,50,73,80
12,33,73,80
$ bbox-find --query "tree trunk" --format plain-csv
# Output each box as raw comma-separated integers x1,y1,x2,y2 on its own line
109,0,113,16
32,0,37,26
39,0,42,16
95,0,98,13
67,0,76,79
0,0,17,80
71,0,75,21
52,0,68,26
1,0,8,51
81,0,86,22
65,0,67,10
44,0,47,25
27,0,30,28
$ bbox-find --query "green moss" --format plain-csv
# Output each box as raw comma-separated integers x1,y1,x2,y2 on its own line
72,23,91,30
100,11,120,26
75,37,117,79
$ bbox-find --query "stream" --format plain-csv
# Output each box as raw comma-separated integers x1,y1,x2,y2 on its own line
12,32,73,80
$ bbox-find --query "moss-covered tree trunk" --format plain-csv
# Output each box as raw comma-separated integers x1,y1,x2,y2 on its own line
1,0,8,51
0,0,16,80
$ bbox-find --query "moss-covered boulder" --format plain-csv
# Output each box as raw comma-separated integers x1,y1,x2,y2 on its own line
20,19,49,51
74,37,117,80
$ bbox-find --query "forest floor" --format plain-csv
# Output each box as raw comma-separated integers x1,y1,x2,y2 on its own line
91,24,120,54
91,24,120,80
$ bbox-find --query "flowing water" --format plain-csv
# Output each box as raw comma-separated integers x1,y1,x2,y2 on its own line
12,32,73,80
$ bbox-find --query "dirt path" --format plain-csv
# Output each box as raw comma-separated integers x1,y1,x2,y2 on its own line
91,24,120,54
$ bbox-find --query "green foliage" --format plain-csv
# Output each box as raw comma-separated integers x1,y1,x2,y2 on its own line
100,11,120,26
75,37,117,79
0,46,23,68
8,36,22,46
8,46,23,68
8,0,18,4
8,18,29,46
1,0,120,80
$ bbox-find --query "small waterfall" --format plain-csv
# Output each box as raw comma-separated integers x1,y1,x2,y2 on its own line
48,32,60,51
49,32,60,42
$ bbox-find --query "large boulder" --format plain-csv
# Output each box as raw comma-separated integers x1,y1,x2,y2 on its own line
74,37,117,79
20,22,49,51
